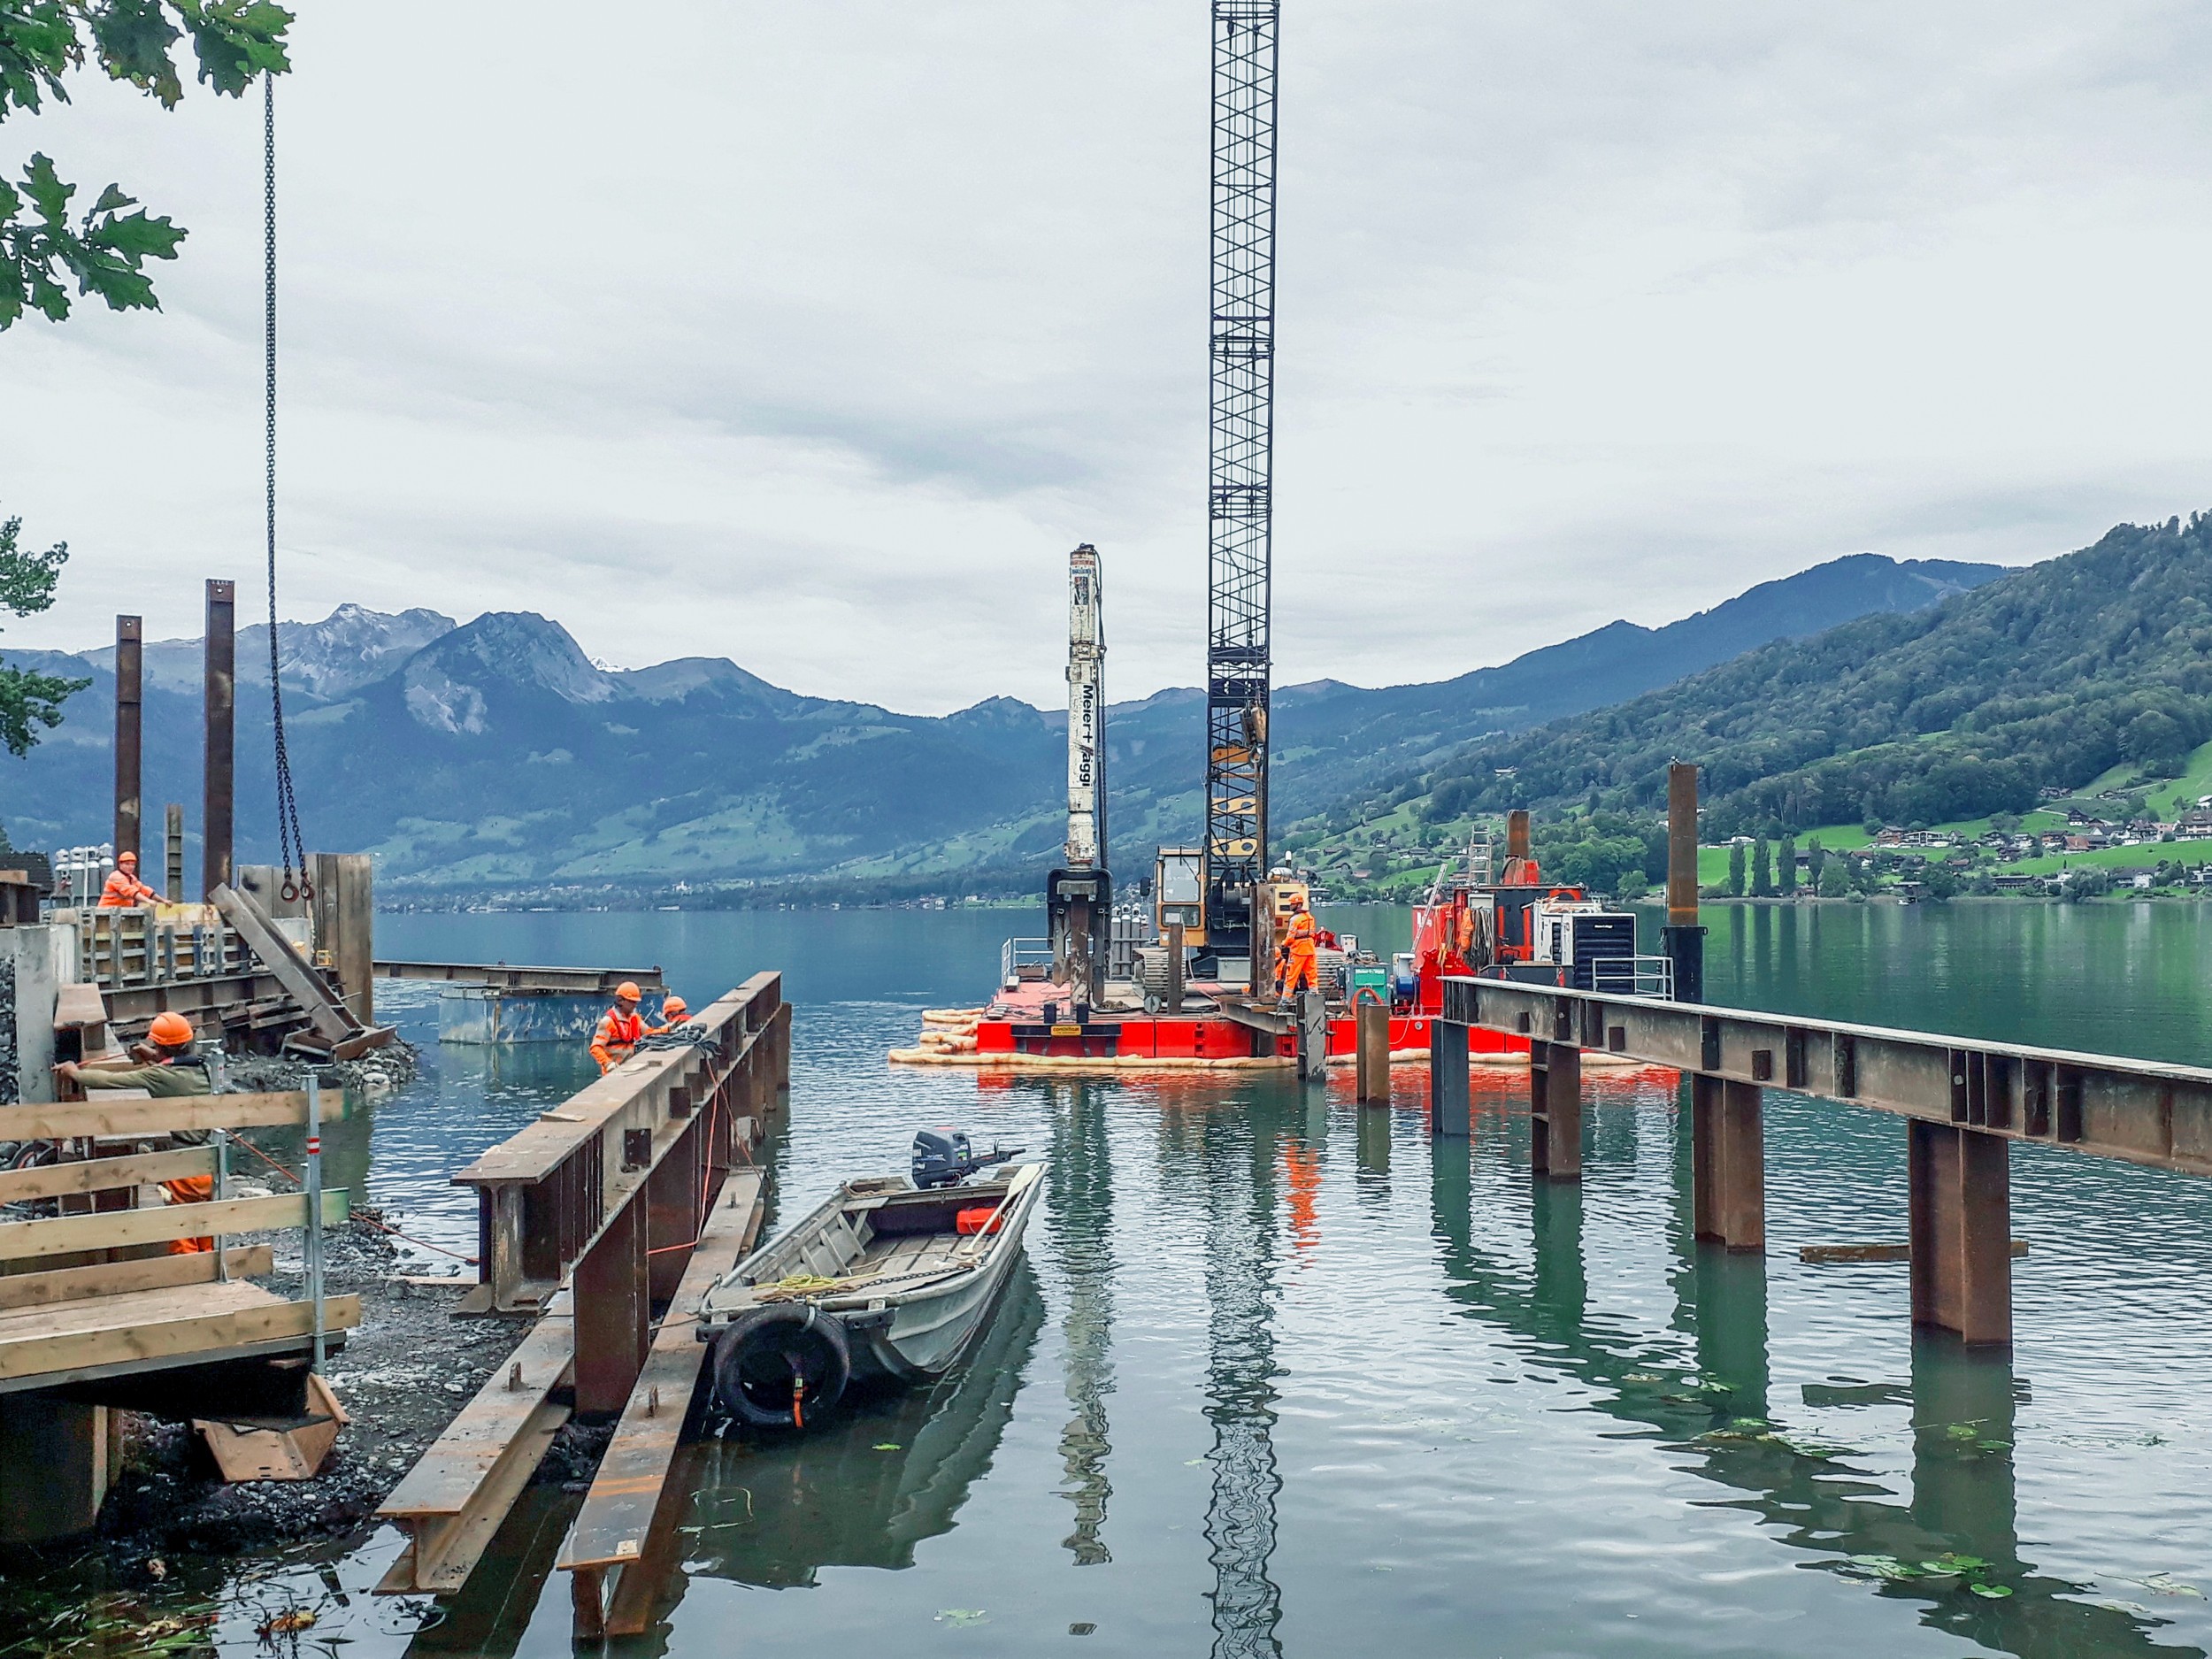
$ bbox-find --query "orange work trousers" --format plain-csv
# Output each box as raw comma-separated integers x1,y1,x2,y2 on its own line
163,1174,215,1256
1281,949,1317,996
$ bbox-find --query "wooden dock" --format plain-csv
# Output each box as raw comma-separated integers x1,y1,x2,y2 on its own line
0,1089,353,1540
376,973,788,1622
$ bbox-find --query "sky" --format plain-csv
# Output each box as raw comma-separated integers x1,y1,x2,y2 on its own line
4,1,2211,714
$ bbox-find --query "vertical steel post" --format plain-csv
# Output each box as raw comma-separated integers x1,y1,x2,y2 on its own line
202,580,235,898
1531,1040,1583,1180
1166,920,1186,1014
1909,1121,2011,1345
1507,810,1531,866
1428,1018,1470,1137
1691,1073,1763,1250
112,616,142,867
212,1129,230,1282
163,804,185,902
1662,762,1705,1004
1355,1000,1390,1103
305,1074,325,1371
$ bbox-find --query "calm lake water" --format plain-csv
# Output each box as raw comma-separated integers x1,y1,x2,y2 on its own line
80,902,2212,1654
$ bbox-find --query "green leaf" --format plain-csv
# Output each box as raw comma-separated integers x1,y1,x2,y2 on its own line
1970,1583,2013,1599
20,152,71,223
0,1,81,119
86,0,185,106
88,206,183,260
174,0,293,95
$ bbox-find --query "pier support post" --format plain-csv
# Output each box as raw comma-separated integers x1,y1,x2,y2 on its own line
1356,1001,1390,1103
1909,1122,2011,1346
572,1198,649,1417
0,1396,116,1542
1691,1074,1763,1251
1165,921,1186,1014
1531,1041,1583,1179
1661,762,1704,1004
113,615,142,866
1429,1019,1470,1137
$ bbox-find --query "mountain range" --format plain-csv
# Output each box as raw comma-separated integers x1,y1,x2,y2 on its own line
0,553,2002,894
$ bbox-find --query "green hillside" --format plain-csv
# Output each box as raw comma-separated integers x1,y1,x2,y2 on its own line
1402,514,2212,836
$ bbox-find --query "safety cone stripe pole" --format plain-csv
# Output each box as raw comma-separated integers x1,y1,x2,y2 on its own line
307,1074,324,1371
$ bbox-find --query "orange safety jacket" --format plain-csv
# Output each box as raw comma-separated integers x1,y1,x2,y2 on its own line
99,868,157,908
591,1006,646,1072
1284,910,1317,958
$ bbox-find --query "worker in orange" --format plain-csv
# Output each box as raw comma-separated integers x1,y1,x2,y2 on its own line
649,994,690,1035
1276,893,1319,1009
591,981,647,1072
98,849,157,908
54,1012,215,1253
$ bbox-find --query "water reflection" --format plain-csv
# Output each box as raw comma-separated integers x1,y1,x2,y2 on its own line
673,1265,1045,1588
1048,1081,1118,1566
1161,1098,1289,1659
1428,1088,2201,1659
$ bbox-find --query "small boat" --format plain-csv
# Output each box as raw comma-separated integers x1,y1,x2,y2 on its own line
697,1132,1043,1429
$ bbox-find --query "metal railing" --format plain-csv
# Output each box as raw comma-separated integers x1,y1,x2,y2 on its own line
1589,954,1675,1000
1001,937,1054,989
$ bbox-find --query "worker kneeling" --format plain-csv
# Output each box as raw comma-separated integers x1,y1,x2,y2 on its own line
592,982,647,1073
649,994,690,1036
54,1012,216,1254
98,849,157,909
1276,895,1318,1010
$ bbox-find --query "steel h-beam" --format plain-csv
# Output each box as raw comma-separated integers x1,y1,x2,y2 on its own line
203,580,235,898
1202,0,1279,966
113,616,142,866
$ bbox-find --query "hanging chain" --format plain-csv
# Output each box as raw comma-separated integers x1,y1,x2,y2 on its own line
264,71,311,903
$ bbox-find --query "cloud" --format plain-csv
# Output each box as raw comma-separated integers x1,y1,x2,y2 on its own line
3,0,2209,712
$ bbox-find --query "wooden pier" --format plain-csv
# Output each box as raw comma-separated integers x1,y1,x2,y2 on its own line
1432,975,2212,1346
376,972,789,1629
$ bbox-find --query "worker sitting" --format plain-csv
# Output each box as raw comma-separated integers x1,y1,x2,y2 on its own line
649,994,690,1035
591,981,648,1073
54,1012,215,1254
98,849,157,908
1276,895,1318,1010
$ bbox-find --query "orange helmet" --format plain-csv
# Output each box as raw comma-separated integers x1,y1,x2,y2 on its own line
117,850,138,866
616,981,641,1002
148,1011,195,1047
662,995,687,1018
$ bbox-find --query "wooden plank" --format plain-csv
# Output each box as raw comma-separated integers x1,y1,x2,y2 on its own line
0,1188,348,1262
2,1092,328,1139
0,1245,272,1311
379,1316,576,1517
0,1291,360,1382
0,1146,216,1204
563,1171,764,1626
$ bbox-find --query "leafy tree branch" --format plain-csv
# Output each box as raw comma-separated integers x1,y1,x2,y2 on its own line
0,508,88,756
0,1,292,327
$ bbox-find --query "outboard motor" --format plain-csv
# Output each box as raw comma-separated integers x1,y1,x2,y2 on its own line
912,1127,1024,1190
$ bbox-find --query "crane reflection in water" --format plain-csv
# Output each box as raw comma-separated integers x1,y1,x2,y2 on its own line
1047,1079,1118,1565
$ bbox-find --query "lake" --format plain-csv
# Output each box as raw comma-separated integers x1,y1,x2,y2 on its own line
77,902,2212,1655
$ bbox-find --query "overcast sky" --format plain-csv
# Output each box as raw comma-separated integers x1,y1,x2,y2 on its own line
4,2,2209,713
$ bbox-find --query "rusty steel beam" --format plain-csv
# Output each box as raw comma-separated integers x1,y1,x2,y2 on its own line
1428,1015,1470,1137
373,960,665,994
1530,1040,1582,1179
1690,1074,1765,1250
1909,1121,2012,1345
113,615,142,864
202,580,234,898
1441,977,2212,1179
1662,761,1703,1004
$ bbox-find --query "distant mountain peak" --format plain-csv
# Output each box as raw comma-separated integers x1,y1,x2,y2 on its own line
400,612,613,734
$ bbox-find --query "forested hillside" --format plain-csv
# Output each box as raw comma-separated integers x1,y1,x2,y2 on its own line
1412,515,2212,836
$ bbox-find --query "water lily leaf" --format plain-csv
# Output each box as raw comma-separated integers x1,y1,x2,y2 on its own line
1970,1583,2013,1599
872,1443,902,1451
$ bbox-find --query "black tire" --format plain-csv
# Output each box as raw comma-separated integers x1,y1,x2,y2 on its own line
710,1303,852,1430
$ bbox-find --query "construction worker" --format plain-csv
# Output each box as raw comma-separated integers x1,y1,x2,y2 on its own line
649,994,690,1035
1277,894,1319,1009
54,1012,214,1253
591,982,647,1073
98,849,157,908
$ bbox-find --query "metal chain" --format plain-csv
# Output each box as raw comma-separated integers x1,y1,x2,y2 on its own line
264,72,311,902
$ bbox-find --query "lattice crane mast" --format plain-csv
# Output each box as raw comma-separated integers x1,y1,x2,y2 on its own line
1198,0,1280,980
